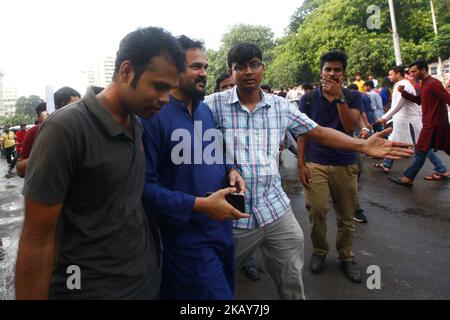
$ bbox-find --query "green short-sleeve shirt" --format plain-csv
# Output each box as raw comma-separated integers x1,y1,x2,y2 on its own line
23,87,160,299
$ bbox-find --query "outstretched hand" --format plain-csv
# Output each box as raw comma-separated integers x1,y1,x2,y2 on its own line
362,128,414,160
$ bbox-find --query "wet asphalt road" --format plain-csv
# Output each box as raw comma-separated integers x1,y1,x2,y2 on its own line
0,151,449,300
235,150,450,300
0,163,23,300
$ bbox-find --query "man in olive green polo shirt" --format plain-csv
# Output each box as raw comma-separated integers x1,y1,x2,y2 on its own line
15,27,185,299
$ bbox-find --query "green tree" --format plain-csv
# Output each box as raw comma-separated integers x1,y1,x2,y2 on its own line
266,0,448,88
15,95,43,118
206,24,276,94
287,0,328,34
0,113,33,127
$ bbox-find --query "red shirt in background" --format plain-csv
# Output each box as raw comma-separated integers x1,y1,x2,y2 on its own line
19,124,40,160
402,76,450,155
15,129,28,155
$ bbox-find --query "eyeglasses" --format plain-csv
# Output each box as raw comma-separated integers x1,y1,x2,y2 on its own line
232,61,263,72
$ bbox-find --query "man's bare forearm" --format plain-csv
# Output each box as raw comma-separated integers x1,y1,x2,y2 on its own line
15,199,62,300
361,112,371,128
15,231,55,299
297,136,307,167
306,126,364,153
336,102,356,133
16,159,27,178
358,114,366,130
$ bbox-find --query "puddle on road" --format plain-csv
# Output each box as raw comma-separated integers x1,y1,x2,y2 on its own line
0,231,20,300
4,185,17,190
0,202,23,212
401,207,431,219
0,216,24,226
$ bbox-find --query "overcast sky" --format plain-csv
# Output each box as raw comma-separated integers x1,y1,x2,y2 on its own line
0,0,303,97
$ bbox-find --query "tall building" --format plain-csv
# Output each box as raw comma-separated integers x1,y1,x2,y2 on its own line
0,71,4,113
1,87,18,117
87,56,115,88
429,59,450,84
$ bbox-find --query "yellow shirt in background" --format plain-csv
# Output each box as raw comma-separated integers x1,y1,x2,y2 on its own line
1,132,16,148
353,80,365,93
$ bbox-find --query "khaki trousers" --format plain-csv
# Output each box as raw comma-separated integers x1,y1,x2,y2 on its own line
305,162,358,261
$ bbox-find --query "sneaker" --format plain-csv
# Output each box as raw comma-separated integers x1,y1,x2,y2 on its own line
340,260,362,283
243,265,261,281
310,253,326,273
354,209,368,223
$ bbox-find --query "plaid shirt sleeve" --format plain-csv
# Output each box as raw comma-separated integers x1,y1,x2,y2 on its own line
286,101,318,138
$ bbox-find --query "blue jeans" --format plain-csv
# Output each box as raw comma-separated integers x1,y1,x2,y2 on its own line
384,150,447,174
372,123,385,133
404,149,448,181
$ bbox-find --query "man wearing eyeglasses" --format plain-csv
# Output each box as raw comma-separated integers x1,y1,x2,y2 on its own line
204,42,413,299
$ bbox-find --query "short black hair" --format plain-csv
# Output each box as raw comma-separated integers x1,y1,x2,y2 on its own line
215,73,232,92
35,102,47,115
20,123,27,128
319,50,348,71
302,83,313,91
382,76,392,88
54,86,81,110
348,84,359,91
390,65,405,77
260,84,272,93
409,59,428,71
177,35,205,56
113,27,185,89
227,42,263,68
364,80,375,88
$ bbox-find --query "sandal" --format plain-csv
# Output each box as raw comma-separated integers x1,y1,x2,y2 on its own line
372,163,390,174
424,172,450,181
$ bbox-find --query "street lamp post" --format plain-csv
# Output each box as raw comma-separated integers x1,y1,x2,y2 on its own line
430,0,446,83
388,0,403,65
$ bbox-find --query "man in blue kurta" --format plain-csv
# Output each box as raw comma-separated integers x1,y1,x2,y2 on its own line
141,36,247,300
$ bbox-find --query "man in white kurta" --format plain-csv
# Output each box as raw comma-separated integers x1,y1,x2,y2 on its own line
374,66,448,176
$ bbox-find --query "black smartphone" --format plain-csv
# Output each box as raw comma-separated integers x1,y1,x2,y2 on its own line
205,192,246,213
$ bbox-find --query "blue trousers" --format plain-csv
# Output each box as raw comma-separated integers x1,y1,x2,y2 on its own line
403,148,448,181
383,150,447,174
160,245,234,300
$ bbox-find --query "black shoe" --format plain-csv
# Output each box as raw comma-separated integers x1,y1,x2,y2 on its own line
340,260,362,283
244,265,261,281
388,176,413,189
354,209,368,223
310,253,326,273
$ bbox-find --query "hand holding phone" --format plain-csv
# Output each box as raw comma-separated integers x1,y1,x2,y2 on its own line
203,188,248,221
224,193,245,213
206,192,245,212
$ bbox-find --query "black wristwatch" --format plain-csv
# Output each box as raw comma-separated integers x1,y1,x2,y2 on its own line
334,96,346,104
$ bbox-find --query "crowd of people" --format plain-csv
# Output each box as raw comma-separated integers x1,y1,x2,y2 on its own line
1,25,449,300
